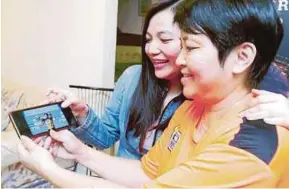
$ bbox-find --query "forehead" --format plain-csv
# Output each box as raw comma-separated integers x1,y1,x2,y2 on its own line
181,31,196,41
181,31,208,45
147,9,175,33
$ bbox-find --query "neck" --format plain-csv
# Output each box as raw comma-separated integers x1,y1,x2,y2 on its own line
162,77,182,110
201,85,251,112
168,76,182,96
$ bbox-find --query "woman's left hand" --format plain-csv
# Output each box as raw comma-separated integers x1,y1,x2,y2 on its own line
240,89,289,129
17,136,58,177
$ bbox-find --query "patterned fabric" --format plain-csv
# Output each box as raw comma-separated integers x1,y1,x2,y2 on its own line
258,63,289,96
274,58,289,80
1,86,54,188
274,54,289,77
1,164,54,188
1,88,24,131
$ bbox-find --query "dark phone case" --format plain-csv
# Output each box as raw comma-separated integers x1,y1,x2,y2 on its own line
8,102,77,139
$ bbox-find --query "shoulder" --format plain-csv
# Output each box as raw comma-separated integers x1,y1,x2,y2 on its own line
169,100,194,121
229,118,278,164
120,65,142,79
114,65,141,92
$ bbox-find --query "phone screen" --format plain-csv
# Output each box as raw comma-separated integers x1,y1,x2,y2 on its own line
9,103,77,138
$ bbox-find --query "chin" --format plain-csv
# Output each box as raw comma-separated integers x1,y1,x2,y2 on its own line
155,71,174,80
155,73,167,79
183,87,196,100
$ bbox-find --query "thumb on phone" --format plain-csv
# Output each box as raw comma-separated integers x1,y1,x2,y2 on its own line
50,129,75,144
50,130,66,143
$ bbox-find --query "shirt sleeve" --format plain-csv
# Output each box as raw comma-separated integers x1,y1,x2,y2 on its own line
142,143,276,188
70,65,141,149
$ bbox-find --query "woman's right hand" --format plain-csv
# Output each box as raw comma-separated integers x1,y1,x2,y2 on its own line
47,88,89,120
48,130,88,161
33,130,88,161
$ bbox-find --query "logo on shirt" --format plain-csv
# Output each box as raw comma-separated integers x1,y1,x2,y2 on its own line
168,126,181,152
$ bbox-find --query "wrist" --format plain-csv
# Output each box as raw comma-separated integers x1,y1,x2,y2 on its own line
39,161,60,179
75,143,91,163
76,105,89,124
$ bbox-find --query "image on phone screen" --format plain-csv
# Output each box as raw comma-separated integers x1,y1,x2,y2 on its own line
9,103,77,138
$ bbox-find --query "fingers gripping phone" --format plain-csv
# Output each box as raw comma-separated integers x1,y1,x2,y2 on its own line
9,102,77,138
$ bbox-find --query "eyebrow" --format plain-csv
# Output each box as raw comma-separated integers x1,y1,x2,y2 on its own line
183,34,202,41
182,36,189,41
182,35,203,47
158,30,173,35
146,30,173,37
146,33,151,37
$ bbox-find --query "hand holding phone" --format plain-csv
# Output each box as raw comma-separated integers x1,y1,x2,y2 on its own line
47,88,89,119
9,102,77,138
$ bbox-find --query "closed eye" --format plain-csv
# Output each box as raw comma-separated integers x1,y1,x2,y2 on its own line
186,46,198,51
145,38,152,43
161,39,173,43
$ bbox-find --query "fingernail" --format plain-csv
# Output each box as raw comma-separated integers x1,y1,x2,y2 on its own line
20,136,26,143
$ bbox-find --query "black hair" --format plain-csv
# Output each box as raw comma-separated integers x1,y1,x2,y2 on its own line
126,0,181,153
174,0,284,88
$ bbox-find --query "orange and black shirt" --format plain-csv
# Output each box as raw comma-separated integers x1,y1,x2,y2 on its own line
141,96,289,188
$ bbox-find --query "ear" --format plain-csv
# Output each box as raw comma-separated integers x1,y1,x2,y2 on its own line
232,42,256,74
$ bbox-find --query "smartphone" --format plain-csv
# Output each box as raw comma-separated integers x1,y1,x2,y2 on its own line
9,102,77,138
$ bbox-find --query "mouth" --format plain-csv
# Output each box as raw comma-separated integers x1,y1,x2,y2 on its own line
181,71,194,84
152,59,169,69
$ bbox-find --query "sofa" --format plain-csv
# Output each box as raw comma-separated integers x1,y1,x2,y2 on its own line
1,78,75,188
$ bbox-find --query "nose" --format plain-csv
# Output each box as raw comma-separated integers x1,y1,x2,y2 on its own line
176,50,186,67
147,41,161,55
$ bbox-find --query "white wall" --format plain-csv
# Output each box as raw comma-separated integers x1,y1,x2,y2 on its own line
2,0,118,90
103,0,119,86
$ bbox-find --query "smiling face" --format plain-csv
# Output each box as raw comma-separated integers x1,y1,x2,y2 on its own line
145,9,182,81
176,32,237,103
